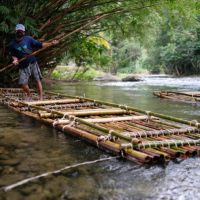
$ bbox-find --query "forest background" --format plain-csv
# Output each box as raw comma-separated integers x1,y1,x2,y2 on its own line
1,0,200,86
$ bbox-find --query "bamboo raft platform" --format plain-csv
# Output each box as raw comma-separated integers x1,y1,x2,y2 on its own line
1,88,200,165
153,91,200,102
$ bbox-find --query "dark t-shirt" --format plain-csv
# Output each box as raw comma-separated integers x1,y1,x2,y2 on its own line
9,36,43,69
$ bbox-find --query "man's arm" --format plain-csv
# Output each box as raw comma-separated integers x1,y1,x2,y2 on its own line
42,40,59,47
12,56,19,66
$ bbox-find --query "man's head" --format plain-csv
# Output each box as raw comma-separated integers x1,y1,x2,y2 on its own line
15,24,25,31
15,24,25,40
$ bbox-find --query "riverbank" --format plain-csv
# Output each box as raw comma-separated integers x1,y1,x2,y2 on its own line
48,64,151,82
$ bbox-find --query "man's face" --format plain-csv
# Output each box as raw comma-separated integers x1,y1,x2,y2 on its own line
15,30,25,39
15,30,25,34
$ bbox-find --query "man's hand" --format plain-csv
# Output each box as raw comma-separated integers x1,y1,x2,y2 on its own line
12,60,19,66
52,40,59,45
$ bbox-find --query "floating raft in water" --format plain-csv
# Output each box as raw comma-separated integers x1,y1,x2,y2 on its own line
1,88,200,165
153,91,200,102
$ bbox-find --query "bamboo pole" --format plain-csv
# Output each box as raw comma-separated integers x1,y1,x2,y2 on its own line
135,140,200,152
39,112,60,118
5,94,200,152
23,99,83,106
44,91,200,128
44,115,157,123
0,88,36,93
161,91,200,97
6,98,140,144
121,128,198,138
11,99,84,107
125,149,151,163
139,148,161,161
5,91,200,164
56,123,150,163
181,146,197,156
170,146,190,157
156,147,180,158
145,148,171,161
54,110,133,116
153,91,200,102
6,103,151,165
153,91,196,101
0,14,106,73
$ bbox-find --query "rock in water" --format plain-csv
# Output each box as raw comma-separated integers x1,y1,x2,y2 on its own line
122,75,144,82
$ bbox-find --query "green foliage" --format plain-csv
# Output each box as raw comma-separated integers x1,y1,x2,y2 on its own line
64,37,107,67
74,68,103,81
0,6,10,15
51,66,103,81
1,0,200,86
109,38,142,74
141,0,200,76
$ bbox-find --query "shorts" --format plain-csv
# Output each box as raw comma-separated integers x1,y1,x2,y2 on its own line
19,62,43,85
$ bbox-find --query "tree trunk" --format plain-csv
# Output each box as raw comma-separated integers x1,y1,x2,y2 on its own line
175,65,180,77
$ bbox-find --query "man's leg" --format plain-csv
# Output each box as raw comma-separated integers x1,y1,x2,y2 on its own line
21,84,32,99
32,62,43,101
36,81,43,101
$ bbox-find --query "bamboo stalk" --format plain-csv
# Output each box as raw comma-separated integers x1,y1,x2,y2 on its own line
153,91,195,101
156,146,180,158
23,99,83,105
124,155,144,165
0,88,35,91
145,148,171,161
39,112,60,118
153,91,200,102
72,116,157,123
170,146,190,157
39,110,133,117
0,14,106,73
21,113,149,164
59,124,150,163
12,99,140,144
131,139,200,150
121,128,197,138
5,93,200,152
139,149,161,162
44,91,200,128
11,99,84,107
161,91,200,97
126,149,151,163
181,146,197,156
5,89,200,165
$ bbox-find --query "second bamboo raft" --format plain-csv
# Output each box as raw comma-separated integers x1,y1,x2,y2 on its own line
153,91,200,102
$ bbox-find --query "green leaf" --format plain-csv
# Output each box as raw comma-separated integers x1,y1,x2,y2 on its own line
0,6,10,15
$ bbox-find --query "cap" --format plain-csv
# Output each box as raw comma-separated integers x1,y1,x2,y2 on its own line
15,24,25,31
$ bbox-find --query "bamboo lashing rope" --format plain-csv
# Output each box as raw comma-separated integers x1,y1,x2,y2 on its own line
121,127,198,138
134,139,200,150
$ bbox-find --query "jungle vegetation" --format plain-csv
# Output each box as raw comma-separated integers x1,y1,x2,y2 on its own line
1,0,200,86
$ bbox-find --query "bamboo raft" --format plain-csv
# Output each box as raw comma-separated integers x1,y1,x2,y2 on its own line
153,91,200,102
1,88,200,165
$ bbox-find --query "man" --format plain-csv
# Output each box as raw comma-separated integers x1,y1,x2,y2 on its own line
9,24,59,101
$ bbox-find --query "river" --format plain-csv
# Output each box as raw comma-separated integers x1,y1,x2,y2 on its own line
1,75,200,200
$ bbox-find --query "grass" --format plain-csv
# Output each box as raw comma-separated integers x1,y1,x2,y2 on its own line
51,65,105,81
51,65,149,81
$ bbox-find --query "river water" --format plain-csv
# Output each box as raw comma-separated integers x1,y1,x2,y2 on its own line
1,75,200,200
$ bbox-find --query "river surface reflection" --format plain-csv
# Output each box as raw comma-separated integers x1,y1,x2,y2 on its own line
1,75,200,200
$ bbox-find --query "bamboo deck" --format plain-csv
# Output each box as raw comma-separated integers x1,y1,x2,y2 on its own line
1,88,200,165
153,91,200,102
